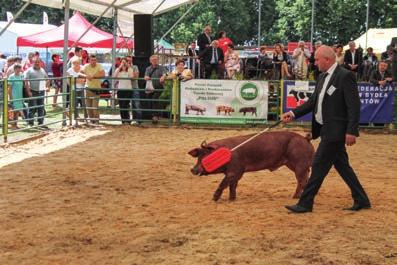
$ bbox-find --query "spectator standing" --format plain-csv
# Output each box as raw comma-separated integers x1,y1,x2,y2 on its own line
8,64,25,129
187,42,199,77
24,58,50,128
0,54,7,73
5,56,16,77
81,54,105,124
370,61,393,86
273,43,291,79
335,44,344,65
309,41,322,80
197,25,212,78
51,54,63,108
197,25,212,56
224,44,240,79
66,56,87,119
344,41,363,77
217,31,233,55
144,55,167,122
23,52,35,72
202,40,224,79
362,47,378,81
292,41,311,80
114,57,141,124
81,49,89,65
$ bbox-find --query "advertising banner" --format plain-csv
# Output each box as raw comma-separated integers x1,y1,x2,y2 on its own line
282,81,395,123
358,83,394,123
180,79,268,124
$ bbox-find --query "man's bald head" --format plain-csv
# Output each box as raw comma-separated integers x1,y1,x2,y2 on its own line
314,45,336,72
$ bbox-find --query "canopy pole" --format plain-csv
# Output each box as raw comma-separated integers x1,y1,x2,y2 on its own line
152,0,166,15
68,0,118,52
111,8,118,109
0,0,32,37
159,3,197,41
310,0,315,45
365,0,369,50
258,0,261,48
62,0,70,126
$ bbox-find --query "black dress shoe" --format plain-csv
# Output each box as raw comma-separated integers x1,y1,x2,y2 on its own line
343,203,371,211
285,204,312,213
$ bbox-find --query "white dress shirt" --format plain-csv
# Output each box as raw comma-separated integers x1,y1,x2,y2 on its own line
315,62,338,124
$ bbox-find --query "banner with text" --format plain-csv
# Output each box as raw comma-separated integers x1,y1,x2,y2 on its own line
180,79,268,124
283,81,395,123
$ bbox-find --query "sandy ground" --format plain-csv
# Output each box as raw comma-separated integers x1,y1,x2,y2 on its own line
0,126,396,265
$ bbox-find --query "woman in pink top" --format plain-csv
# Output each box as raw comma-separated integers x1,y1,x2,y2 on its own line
217,31,233,55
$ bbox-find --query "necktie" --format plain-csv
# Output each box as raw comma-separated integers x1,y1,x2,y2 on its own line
315,72,329,124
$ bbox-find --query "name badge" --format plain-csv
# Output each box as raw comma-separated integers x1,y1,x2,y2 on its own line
327,85,337,96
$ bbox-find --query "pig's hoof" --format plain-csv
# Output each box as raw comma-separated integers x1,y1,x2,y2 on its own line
229,196,236,201
213,193,221,202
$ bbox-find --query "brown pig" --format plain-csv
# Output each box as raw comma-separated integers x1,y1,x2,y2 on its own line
188,131,314,201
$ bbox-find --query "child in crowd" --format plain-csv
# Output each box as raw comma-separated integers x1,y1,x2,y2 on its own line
8,64,25,129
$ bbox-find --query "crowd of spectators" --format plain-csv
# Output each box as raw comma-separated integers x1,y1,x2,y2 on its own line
182,25,396,85
1,28,396,127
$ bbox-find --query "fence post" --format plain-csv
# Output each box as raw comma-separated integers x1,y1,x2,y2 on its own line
279,80,284,118
3,79,8,143
69,76,74,126
172,78,178,124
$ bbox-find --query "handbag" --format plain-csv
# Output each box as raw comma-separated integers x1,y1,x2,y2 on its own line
145,67,157,94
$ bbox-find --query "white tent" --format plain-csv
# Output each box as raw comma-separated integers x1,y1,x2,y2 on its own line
24,0,198,36
344,28,397,54
0,21,57,54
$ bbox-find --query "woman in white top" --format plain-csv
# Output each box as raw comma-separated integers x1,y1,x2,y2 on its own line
114,57,141,124
67,56,87,119
224,44,240,79
335,44,345,66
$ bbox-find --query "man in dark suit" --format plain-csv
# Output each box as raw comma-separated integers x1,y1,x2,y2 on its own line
344,41,363,76
197,26,212,78
370,61,393,86
281,45,371,213
187,42,199,77
202,40,224,79
197,25,212,56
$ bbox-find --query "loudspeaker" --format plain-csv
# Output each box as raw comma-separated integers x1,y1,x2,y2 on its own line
134,15,153,58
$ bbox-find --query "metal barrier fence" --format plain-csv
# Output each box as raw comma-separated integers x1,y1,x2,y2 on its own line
72,77,173,126
1,75,395,143
1,76,70,143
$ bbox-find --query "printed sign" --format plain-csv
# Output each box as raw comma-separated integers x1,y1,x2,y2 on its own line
283,81,395,123
180,79,268,124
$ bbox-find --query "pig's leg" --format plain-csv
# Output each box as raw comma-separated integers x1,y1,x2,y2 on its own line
228,173,244,201
292,167,310,199
213,176,230,201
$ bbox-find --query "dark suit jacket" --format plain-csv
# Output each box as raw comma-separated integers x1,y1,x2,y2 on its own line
370,70,392,85
344,49,363,71
188,48,198,57
292,65,360,141
202,47,224,64
197,33,212,57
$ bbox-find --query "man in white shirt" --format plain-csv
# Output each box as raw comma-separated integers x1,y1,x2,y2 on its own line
281,45,370,213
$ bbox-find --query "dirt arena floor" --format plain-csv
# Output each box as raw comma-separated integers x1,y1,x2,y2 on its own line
0,126,396,265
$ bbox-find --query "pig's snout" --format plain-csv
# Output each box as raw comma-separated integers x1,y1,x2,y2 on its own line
191,167,199,175
191,165,205,176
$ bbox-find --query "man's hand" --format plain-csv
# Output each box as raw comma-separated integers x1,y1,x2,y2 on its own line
144,76,150,81
345,134,356,146
379,80,386,86
280,112,294,123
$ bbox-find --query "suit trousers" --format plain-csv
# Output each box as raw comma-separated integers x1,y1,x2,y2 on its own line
298,139,370,209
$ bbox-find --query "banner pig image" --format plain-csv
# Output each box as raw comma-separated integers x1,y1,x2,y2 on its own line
185,104,206,115
188,132,314,201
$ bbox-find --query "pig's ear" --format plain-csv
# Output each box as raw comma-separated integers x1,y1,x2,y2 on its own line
188,148,201,157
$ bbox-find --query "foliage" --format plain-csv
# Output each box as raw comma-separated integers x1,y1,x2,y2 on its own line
1,0,396,47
